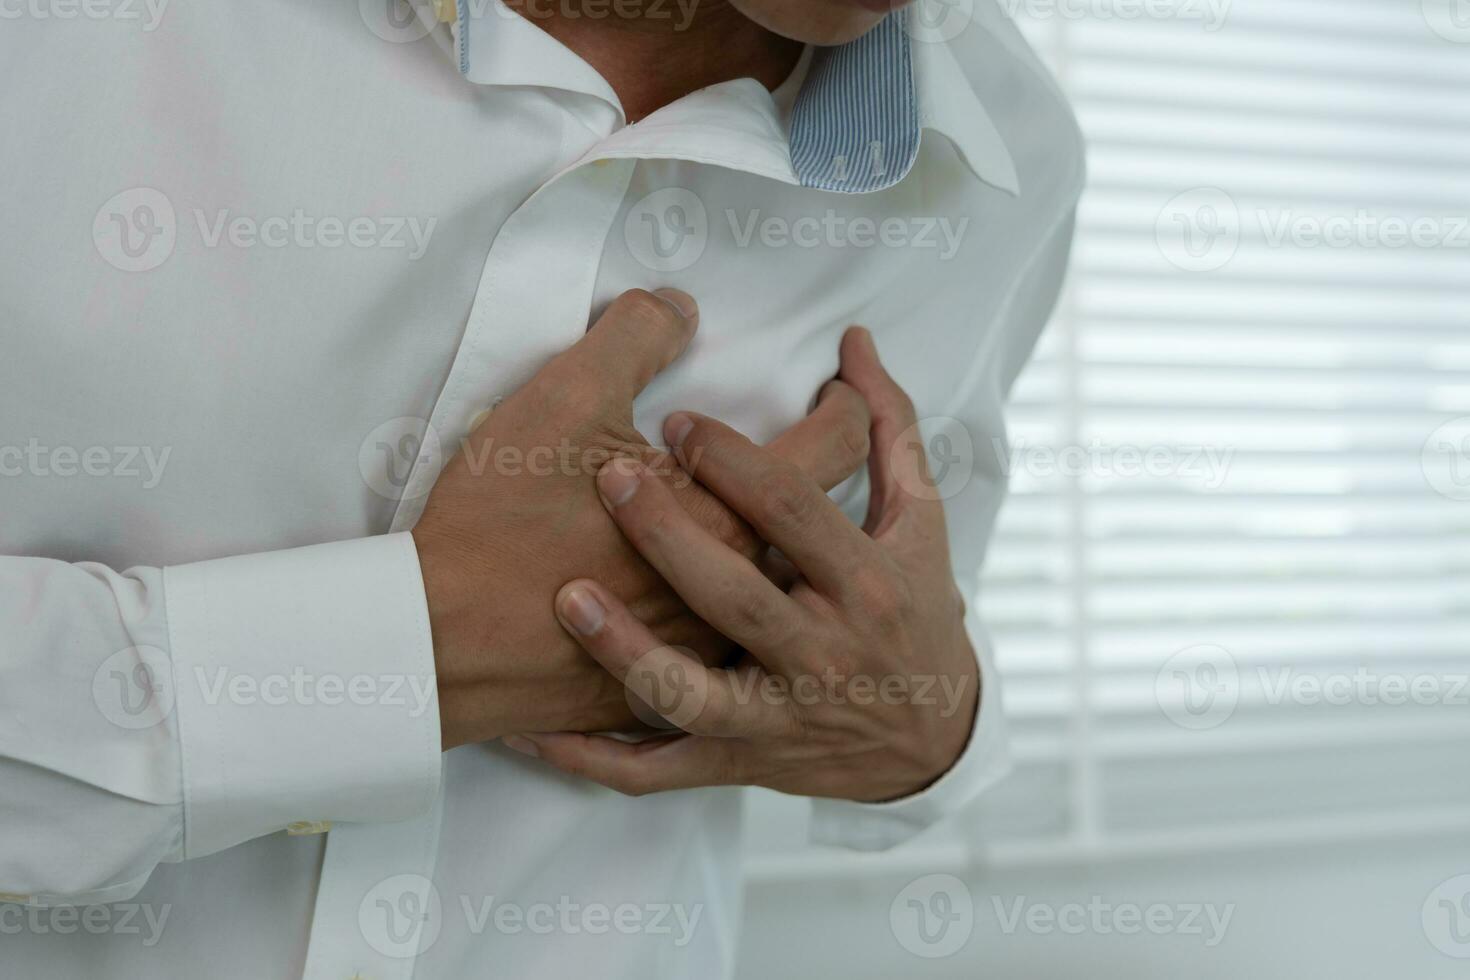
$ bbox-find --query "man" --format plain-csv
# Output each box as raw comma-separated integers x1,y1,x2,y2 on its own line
0,0,1083,976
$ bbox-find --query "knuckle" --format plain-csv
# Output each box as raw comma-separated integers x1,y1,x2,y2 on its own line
690,495,758,556
727,589,783,643
887,385,917,423
755,465,820,534
626,505,675,550
834,412,872,471
674,417,717,469
613,769,655,798
852,566,905,622
688,695,731,736
614,288,686,336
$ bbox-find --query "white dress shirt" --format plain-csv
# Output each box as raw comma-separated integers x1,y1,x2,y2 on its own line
0,1,1084,976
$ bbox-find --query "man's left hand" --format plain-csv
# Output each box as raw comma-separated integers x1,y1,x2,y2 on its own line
501,327,980,803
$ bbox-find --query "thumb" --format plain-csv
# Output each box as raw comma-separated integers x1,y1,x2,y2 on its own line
838,327,945,541
550,288,699,407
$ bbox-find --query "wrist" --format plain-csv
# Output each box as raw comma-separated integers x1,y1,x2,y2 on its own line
412,527,485,751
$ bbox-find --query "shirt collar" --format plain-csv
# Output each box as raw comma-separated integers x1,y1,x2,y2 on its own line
445,1,1019,196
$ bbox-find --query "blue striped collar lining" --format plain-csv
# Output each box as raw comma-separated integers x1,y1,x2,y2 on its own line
789,15,919,193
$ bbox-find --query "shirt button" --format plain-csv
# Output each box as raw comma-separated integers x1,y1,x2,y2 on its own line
286,820,333,836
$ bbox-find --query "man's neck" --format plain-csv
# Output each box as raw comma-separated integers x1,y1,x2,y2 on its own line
502,0,805,123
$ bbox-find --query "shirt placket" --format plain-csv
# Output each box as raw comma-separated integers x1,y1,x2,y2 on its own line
300,156,637,980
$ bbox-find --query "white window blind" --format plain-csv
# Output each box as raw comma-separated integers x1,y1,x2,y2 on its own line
969,0,1470,863
746,0,1470,877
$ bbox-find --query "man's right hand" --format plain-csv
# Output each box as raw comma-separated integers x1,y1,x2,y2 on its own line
412,288,871,750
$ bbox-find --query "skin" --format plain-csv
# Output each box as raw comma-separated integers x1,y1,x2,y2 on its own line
414,288,873,748
503,0,915,121
502,325,980,802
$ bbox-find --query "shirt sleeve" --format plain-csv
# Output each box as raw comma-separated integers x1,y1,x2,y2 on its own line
0,532,442,906
809,210,1078,851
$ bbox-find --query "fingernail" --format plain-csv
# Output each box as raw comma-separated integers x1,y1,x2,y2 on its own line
503,735,540,758
560,586,606,636
652,287,698,319
598,457,641,507
665,412,694,449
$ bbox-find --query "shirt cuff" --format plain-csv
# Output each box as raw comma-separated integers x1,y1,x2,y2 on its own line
808,604,1009,851
163,533,442,858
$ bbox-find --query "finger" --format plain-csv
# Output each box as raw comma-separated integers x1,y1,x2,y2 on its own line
765,379,871,492
589,464,810,660
663,413,875,598
837,327,946,539
651,379,869,568
550,288,699,406
651,454,763,562
554,578,793,736
502,730,745,797
757,549,800,592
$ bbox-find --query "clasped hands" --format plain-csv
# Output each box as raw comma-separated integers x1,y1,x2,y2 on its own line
412,288,978,804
